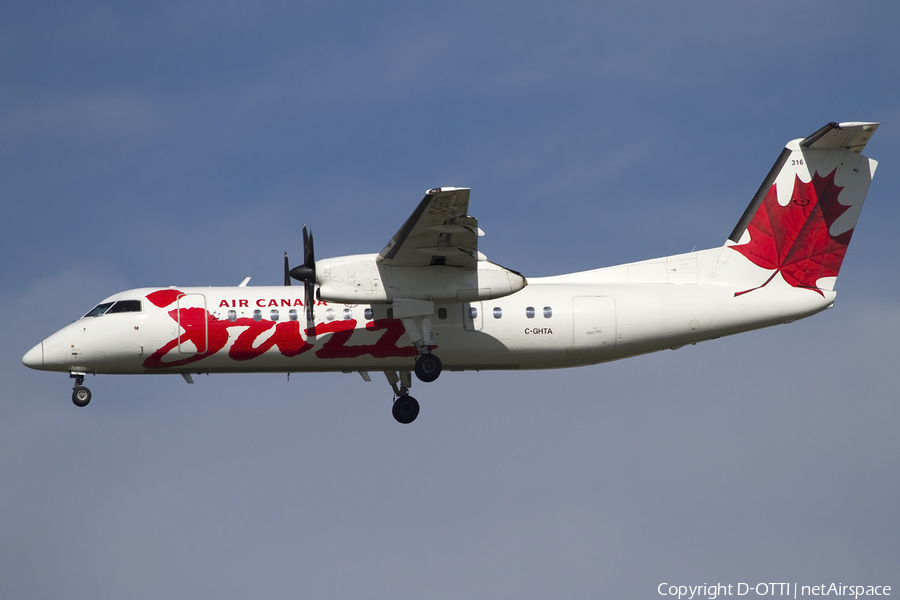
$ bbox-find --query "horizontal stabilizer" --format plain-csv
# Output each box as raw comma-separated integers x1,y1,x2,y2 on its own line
800,122,878,153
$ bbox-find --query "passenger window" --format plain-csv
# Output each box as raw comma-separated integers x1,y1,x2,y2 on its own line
83,302,114,318
270,309,279,321
227,310,237,322
343,308,352,320
289,309,299,321
253,309,262,322
493,307,502,319
468,306,478,319
525,307,535,319
364,307,373,320
107,300,142,314
543,306,553,318
325,308,335,321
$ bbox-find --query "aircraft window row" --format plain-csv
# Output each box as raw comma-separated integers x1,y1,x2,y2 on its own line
220,305,557,324
323,308,355,321
489,306,553,319
224,307,358,323
83,300,142,318
226,309,299,323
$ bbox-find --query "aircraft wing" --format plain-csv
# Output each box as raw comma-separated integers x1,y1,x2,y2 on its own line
377,187,483,268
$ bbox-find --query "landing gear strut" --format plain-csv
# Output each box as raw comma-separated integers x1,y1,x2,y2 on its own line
71,373,91,407
395,301,442,384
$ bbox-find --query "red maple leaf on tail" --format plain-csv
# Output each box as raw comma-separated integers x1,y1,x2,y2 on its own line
732,169,853,297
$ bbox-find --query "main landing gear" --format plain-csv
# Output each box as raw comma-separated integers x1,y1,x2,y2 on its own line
385,370,419,424
395,302,443,385
385,350,442,424
414,353,442,383
392,394,419,424
71,373,91,407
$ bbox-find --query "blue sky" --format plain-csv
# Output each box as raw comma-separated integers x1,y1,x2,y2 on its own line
3,2,899,598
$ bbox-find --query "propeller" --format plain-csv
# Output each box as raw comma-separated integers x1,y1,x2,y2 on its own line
287,225,317,339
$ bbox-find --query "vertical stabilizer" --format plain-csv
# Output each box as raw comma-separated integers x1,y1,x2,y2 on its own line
725,122,878,296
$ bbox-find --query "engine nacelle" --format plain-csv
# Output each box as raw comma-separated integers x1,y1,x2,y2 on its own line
316,254,526,304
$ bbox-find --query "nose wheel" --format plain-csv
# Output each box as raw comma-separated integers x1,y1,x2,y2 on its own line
71,374,91,407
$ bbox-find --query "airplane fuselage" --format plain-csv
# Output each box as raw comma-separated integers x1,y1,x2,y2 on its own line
24,247,834,377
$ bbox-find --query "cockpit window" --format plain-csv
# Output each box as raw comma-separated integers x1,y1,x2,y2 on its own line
83,300,142,318
83,302,114,318
106,300,142,314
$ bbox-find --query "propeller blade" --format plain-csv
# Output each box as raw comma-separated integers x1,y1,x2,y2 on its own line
302,225,311,267
290,224,315,340
284,252,291,286
305,280,316,341
288,225,317,284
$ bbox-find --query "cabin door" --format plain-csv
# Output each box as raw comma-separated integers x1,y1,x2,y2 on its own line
177,293,209,354
572,296,616,349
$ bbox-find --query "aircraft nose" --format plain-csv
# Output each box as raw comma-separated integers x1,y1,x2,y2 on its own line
22,342,44,370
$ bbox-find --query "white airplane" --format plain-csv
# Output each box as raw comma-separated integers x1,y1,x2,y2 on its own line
23,122,879,423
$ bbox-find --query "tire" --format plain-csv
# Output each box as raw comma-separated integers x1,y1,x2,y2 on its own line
392,395,420,424
72,386,92,407
414,354,442,383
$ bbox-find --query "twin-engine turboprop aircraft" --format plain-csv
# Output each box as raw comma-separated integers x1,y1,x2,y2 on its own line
23,122,879,423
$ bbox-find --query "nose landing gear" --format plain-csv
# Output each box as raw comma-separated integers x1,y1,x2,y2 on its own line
71,373,91,407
